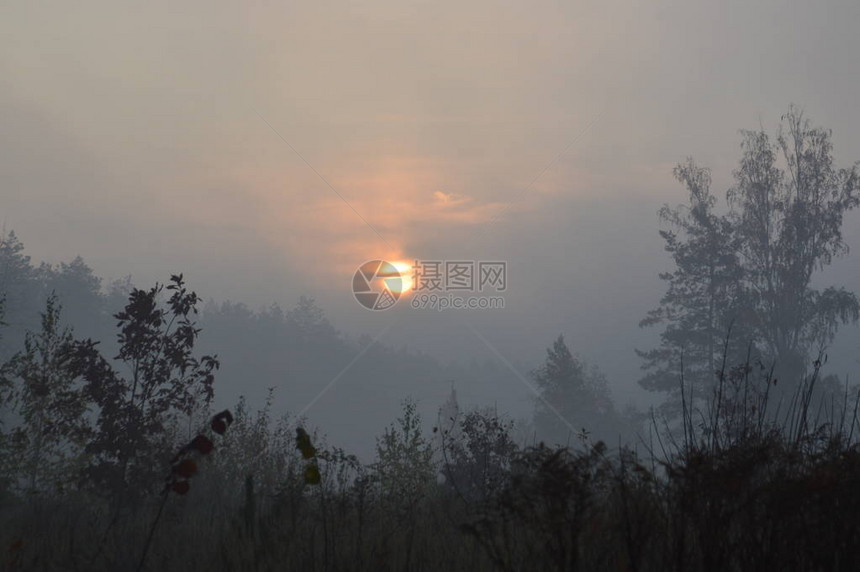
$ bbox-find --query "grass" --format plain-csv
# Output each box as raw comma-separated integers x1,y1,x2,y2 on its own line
3,359,860,571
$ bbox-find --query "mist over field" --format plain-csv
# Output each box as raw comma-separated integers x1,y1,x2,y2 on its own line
3,1,860,570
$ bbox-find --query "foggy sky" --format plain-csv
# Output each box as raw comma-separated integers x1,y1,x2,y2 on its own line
3,0,860,417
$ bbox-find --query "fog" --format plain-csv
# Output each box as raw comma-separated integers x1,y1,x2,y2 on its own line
3,3,860,568
4,0,860,455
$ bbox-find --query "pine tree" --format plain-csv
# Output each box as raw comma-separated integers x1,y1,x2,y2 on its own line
532,335,614,445
637,159,753,407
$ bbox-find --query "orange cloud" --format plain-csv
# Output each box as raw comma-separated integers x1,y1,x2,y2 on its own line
245,153,510,283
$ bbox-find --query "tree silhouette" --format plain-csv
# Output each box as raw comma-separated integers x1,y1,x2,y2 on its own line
440,406,517,502
374,398,433,503
61,274,219,497
2,295,90,495
40,256,105,341
640,107,860,406
637,159,754,405
730,107,860,378
0,231,39,361
532,335,614,445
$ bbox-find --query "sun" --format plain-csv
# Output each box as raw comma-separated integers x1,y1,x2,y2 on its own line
387,260,414,294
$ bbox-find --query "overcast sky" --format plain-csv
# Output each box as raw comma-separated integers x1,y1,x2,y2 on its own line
3,0,860,411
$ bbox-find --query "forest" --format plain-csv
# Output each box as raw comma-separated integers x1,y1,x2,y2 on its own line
2,108,860,570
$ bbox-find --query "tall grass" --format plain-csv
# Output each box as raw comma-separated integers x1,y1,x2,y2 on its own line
3,356,860,571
